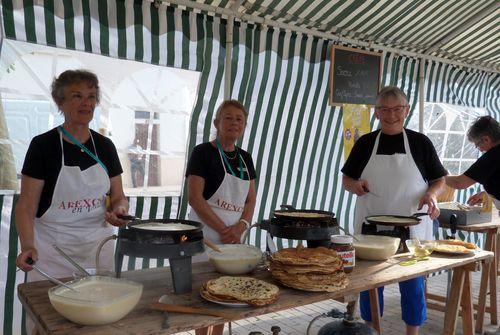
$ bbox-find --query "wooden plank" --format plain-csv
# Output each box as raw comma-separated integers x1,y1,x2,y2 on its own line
490,234,498,325
427,301,447,313
460,272,474,335
368,288,381,334
443,268,466,335
426,292,446,303
476,233,494,333
18,251,493,335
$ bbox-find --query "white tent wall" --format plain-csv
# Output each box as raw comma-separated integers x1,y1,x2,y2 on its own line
0,1,499,334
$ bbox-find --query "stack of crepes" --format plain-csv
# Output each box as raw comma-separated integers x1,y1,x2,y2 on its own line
200,276,279,306
269,245,348,292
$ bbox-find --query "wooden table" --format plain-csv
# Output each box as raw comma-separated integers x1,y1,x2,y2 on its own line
18,251,492,335
431,211,500,333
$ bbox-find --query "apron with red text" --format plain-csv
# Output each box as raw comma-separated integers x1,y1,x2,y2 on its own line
28,131,115,281
189,147,250,260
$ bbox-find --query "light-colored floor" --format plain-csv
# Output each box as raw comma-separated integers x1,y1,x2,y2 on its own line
177,269,500,335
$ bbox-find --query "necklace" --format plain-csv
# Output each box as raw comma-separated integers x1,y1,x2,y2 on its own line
223,148,238,160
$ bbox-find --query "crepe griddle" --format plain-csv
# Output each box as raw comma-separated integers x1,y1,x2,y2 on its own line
365,213,427,227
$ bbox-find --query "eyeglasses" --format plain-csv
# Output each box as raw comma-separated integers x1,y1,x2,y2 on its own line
376,105,408,113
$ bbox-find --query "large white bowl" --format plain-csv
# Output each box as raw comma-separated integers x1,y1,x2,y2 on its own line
353,235,400,261
48,276,142,326
208,244,263,275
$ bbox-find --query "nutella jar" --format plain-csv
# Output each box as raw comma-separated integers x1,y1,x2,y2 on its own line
330,235,355,273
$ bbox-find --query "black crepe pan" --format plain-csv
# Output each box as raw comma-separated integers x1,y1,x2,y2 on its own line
365,213,428,227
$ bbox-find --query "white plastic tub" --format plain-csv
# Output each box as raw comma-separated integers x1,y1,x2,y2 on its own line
208,244,262,275
48,276,142,326
353,235,400,261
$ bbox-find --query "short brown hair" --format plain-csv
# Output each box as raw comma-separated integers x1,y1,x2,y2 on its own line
214,100,248,121
467,115,500,142
376,86,408,107
51,69,100,105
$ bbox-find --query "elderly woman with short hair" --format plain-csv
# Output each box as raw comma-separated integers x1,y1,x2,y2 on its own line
446,115,500,210
16,69,128,281
186,100,257,335
342,86,446,335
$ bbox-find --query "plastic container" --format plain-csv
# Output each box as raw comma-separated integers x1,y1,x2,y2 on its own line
353,235,400,261
330,235,355,273
208,244,262,275
48,276,142,326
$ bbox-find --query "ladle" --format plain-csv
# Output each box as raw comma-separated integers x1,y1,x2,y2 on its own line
27,258,78,292
203,239,222,252
337,226,360,242
52,244,90,277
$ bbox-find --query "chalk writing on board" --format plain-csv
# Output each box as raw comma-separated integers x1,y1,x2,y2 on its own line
330,46,381,105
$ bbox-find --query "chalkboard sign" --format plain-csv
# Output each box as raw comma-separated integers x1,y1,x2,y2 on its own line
329,46,381,106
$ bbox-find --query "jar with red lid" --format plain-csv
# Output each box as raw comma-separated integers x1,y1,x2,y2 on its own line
330,235,355,273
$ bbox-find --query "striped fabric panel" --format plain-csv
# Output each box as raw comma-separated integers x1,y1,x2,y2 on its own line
1,0,203,71
0,194,29,335
433,9,500,67
235,0,498,70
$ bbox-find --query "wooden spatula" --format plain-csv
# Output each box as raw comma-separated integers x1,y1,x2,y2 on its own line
203,239,222,252
150,302,235,319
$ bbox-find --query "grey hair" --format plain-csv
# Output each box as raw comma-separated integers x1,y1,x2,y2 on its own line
214,100,248,121
467,115,500,142
376,86,409,107
51,69,100,105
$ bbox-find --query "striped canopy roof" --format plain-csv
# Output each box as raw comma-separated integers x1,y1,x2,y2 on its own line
182,0,500,72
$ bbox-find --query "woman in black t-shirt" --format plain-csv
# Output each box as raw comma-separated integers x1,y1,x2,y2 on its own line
15,70,129,280
186,100,256,246
446,116,500,209
186,100,256,335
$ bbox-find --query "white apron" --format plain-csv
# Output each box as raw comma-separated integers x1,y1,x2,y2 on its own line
492,197,500,211
28,131,115,281
354,130,433,240
190,146,250,260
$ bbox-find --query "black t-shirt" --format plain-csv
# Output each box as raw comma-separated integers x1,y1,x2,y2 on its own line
342,128,447,182
185,142,256,200
464,144,500,200
22,127,123,217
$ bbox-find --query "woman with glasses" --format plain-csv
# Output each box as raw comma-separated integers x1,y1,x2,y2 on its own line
15,70,129,334
342,86,446,335
445,115,500,210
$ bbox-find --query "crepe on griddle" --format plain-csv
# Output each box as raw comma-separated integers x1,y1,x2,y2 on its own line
276,212,330,218
204,276,279,306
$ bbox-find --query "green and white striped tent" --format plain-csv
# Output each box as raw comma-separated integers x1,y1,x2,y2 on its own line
1,1,499,334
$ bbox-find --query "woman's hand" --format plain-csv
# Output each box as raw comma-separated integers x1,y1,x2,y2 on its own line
467,191,486,206
16,248,38,272
418,192,440,220
220,222,246,244
342,175,370,196
105,205,128,227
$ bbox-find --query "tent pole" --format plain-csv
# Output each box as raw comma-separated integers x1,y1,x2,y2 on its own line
419,59,425,134
225,15,233,99
157,0,497,73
